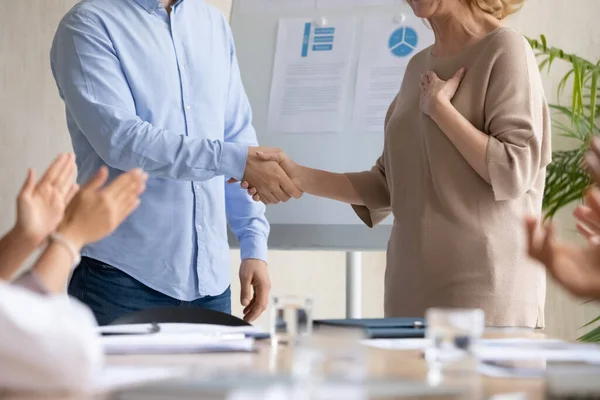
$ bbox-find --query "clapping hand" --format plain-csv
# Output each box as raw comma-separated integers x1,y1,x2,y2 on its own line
57,167,147,248
526,215,600,298
525,137,600,299
575,138,600,244
15,153,78,246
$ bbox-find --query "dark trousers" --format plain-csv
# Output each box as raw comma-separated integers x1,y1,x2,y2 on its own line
68,257,231,326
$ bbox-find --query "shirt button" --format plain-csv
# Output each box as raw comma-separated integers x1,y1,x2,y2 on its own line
197,224,203,231
195,184,201,190
185,105,191,111
180,65,185,71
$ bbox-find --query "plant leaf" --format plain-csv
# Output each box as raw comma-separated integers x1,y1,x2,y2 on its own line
581,315,600,329
590,71,598,131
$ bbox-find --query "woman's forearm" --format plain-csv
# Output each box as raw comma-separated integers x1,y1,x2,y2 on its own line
31,229,84,293
0,227,39,281
431,101,491,183
295,166,364,205
30,243,77,293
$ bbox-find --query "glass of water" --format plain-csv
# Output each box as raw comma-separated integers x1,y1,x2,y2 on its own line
425,308,485,372
270,295,313,346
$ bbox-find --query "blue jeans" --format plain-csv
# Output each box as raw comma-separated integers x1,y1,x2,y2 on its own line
68,257,231,326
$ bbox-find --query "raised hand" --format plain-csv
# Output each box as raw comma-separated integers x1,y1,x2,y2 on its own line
241,147,302,204
573,191,600,245
573,139,600,244
57,167,147,248
419,67,466,117
585,137,600,183
526,217,600,298
15,153,78,246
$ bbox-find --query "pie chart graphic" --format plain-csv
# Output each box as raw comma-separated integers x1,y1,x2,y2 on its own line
388,26,418,57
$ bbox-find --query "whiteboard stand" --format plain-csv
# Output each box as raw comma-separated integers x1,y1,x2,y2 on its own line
346,251,362,319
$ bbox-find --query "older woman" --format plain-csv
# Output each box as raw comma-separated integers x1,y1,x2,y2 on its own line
246,0,551,327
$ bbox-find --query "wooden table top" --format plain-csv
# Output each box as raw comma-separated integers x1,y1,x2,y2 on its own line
103,340,545,399
2,333,547,400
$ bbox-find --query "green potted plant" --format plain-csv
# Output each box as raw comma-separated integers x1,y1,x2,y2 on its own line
527,35,600,341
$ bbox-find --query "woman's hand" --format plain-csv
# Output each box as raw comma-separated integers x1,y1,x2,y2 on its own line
57,167,147,248
419,67,466,118
14,153,78,246
526,217,600,298
573,188,600,245
573,138,600,244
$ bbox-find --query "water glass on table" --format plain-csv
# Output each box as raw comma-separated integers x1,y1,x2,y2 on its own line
269,295,313,346
425,308,485,372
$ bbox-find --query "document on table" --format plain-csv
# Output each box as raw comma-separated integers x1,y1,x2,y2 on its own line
237,0,316,13
268,18,356,135
361,338,429,350
353,15,434,135
363,337,600,364
97,323,266,337
101,333,255,355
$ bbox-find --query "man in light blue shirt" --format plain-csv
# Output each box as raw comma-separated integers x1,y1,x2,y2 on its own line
50,0,301,325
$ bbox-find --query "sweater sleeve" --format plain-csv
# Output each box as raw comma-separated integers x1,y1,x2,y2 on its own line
345,98,396,227
0,284,103,393
484,31,552,201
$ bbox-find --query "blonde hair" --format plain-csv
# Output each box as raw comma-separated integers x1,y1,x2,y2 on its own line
464,0,525,20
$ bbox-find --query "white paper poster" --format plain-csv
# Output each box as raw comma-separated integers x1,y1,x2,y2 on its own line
268,18,356,134
318,0,401,8
237,0,316,13
353,15,434,135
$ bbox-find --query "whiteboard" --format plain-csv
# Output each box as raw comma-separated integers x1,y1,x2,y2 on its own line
228,1,428,250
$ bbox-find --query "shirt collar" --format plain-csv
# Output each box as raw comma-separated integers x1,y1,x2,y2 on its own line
133,0,184,13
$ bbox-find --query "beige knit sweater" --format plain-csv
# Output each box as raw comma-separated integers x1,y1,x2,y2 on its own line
347,27,551,327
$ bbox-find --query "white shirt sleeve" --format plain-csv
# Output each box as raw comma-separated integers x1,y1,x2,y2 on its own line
0,283,104,393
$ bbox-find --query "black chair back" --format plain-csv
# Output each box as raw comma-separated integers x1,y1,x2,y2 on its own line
108,306,251,327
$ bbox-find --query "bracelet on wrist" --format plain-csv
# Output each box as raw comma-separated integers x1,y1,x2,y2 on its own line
49,232,81,269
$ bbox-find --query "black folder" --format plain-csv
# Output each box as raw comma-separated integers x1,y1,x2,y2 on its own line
313,317,426,339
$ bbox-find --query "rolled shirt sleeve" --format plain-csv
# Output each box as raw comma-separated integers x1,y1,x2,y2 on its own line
346,153,392,228
345,98,396,228
484,32,552,201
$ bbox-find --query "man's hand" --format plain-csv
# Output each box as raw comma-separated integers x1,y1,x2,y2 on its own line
15,153,78,246
241,147,302,205
239,258,271,322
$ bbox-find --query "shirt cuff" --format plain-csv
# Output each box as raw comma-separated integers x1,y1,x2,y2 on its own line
218,142,249,181
239,234,269,263
12,271,49,295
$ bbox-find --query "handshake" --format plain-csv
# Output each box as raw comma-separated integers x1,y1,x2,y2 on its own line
235,147,303,204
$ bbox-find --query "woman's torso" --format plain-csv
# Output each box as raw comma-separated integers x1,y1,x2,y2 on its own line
382,27,548,327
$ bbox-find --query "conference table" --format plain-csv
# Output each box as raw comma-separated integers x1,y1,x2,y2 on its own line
3,332,548,400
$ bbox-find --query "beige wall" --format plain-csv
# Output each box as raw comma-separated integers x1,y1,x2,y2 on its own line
1,0,598,339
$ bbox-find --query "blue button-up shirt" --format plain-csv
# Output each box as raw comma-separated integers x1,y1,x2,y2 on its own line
50,0,269,300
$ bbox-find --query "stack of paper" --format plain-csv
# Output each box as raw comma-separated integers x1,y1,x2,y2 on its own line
98,324,260,355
